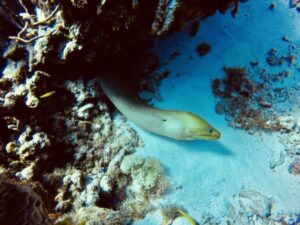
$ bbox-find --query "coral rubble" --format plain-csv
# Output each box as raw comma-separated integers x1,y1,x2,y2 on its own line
212,40,300,175
213,66,298,132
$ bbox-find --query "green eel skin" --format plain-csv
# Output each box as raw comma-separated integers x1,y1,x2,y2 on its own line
100,76,221,141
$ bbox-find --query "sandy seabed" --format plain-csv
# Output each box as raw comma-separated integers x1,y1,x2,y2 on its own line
133,0,300,224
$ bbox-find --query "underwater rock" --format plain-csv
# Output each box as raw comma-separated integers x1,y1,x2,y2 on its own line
16,162,36,180
70,206,127,225
0,0,243,223
120,155,165,192
150,0,182,35
266,48,285,66
226,189,300,224
289,158,300,175
196,42,211,57
69,0,89,9
189,20,200,37
282,34,290,42
238,190,274,218
0,60,51,109
5,126,50,162
212,65,298,133
212,55,300,177
0,176,51,225
35,78,165,224
76,103,94,119
269,3,276,10
289,0,300,8
269,151,285,170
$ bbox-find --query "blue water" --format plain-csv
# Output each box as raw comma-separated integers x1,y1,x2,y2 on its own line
132,0,300,224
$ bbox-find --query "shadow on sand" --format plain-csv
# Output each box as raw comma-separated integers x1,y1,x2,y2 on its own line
161,137,234,156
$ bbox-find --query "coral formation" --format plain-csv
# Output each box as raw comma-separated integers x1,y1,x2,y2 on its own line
212,41,300,175
57,206,128,225
0,0,249,223
196,42,211,57
189,20,200,37
0,73,167,224
225,189,300,224
289,158,300,175
120,155,165,192
212,66,298,132
0,176,52,225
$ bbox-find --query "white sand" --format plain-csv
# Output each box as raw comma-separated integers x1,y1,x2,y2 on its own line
133,0,300,224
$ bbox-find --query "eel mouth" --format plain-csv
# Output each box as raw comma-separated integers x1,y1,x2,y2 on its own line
190,131,221,140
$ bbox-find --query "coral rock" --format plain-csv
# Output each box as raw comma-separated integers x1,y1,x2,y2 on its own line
0,177,51,225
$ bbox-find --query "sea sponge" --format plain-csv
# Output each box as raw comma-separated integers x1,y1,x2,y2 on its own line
0,177,52,225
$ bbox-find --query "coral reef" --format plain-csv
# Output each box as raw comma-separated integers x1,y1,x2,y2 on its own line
213,66,298,132
212,40,300,174
0,0,244,224
36,79,167,224
57,206,128,225
0,176,52,225
120,155,166,193
0,72,167,224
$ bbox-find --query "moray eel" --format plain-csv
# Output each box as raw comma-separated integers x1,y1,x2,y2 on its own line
100,76,221,141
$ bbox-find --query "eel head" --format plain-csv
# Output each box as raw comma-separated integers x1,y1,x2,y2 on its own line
178,111,221,141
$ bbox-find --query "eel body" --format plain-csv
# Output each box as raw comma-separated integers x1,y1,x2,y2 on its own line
100,76,221,141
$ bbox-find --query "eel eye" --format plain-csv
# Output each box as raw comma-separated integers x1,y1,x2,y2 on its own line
208,128,213,133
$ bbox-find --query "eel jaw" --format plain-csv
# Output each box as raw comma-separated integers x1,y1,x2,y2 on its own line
191,132,221,140
185,129,221,141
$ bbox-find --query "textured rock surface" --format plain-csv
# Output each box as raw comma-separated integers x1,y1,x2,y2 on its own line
225,189,300,225
0,177,51,225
